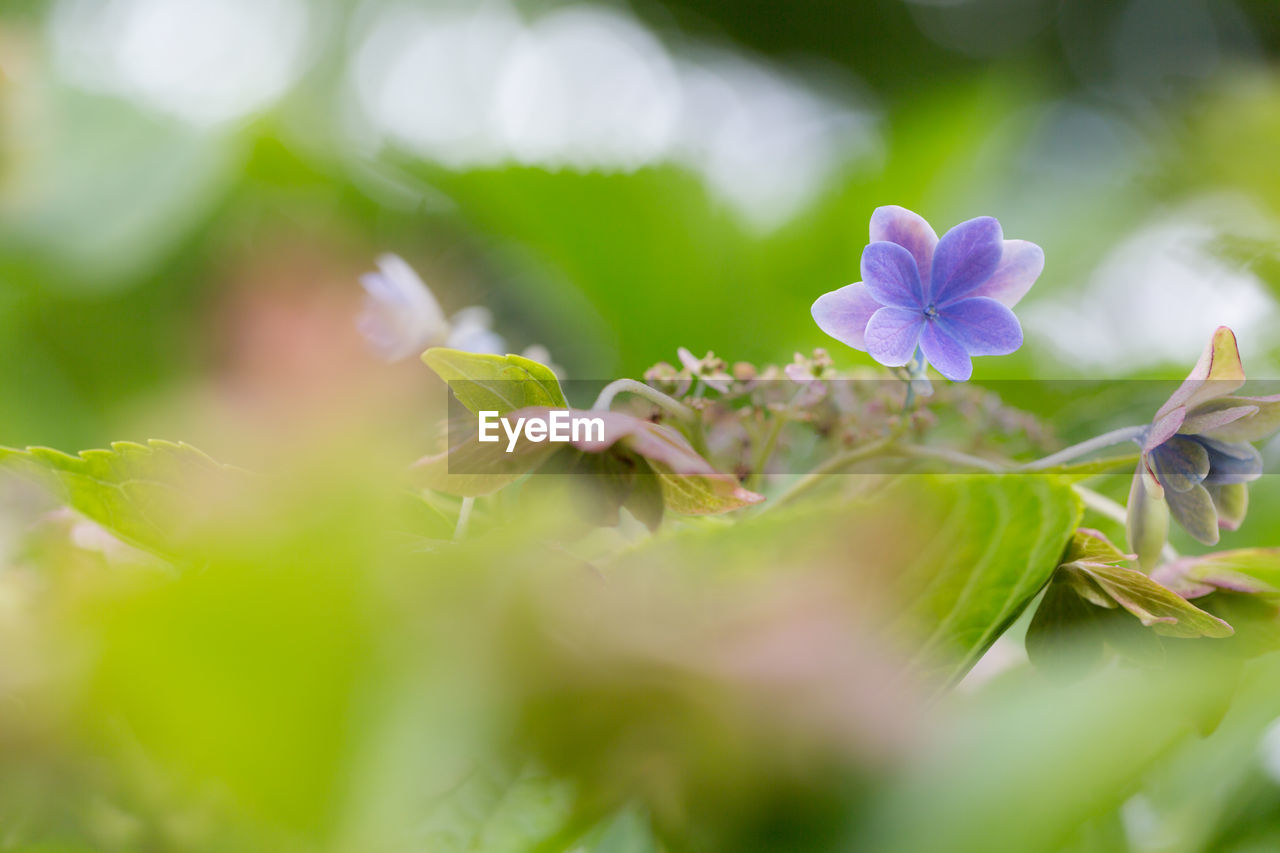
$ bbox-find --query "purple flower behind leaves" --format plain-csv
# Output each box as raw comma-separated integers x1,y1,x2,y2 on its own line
811,206,1043,381
1127,327,1280,567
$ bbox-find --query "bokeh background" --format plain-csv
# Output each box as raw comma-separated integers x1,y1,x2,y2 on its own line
3,0,1280,452
5,3,1280,853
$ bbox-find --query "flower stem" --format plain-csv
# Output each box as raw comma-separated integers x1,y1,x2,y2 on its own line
592,378,696,421
746,388,805,491
894,444,1008,472
454,497,474,541
767,435,899,509
1019,425,1147,471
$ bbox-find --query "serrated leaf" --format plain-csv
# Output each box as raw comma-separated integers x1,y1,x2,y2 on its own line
423,348,567,415
0,440,239,562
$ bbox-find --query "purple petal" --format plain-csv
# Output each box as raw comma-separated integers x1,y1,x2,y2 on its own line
1198,436,1263,485
1143,407,1186,452
919,321,972,381
864,307,925,367
935,297,1023,356
1166,483,1219,545
1155,327,1246,420
965,240,1044,308
931,216,1004,307
811,283,882,352
869,205,938,288
861,242,924,309
1150,436,1210,493
1179,404,1257,436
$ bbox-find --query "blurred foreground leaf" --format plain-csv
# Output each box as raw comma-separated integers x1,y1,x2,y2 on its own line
610,474,1081,688
0,440,239,562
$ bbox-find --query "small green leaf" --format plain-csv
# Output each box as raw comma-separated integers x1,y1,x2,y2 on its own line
647,458,762,515
423,348,567,415
1154,548,1280,597
1064,527,1131,565
1069,561,1233,638
0,440,238,562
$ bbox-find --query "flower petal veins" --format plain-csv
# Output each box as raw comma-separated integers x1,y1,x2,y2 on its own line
810,283,881,351
864,307,925,367
869,205,938,287
861,241,926,309
931,216,1004,307
919,321,972,381
965,240,1044,308
936,297,1023,357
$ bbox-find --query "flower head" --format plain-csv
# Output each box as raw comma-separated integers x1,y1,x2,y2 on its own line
811,206,1043,381
358,253,451,361
359,253,558,371
1127,327,1280,567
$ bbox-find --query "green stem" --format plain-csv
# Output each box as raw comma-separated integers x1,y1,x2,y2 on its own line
894,444,1008,472
767,435,899,510
1019,425,1147,471
1034,452,1142,478
592,378,696,421
745,389,805,491
454,497,474,541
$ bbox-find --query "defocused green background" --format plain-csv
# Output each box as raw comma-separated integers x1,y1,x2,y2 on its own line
5,4,1280,852
3,0,1280,450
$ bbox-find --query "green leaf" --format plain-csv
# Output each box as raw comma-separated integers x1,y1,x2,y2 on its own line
1025,572,1107,674
1069,561,1233,639
571,807,660,853
1155,548,1280,597
1064,527,1131,565
1031,528,1234,652
607,474,1080,687
413,762,579,853
0,440,239,562
423,348,567,415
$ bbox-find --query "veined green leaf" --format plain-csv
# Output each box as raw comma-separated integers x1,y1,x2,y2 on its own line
1069,561,1233,639
0,440,239,562
423,348,567,415
607,474,1080,688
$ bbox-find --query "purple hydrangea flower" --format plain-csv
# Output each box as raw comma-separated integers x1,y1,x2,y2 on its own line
1127,326,1280,567
811,206,1044,381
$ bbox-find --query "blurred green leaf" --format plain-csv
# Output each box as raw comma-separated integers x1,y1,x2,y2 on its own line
612,474,1080,686
0,439,238,562
423,348,568,415
412,762,579,853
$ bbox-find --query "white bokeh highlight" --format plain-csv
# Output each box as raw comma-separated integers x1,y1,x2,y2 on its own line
49,0,311,126
349,1,878,230
1024,200,1279,371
